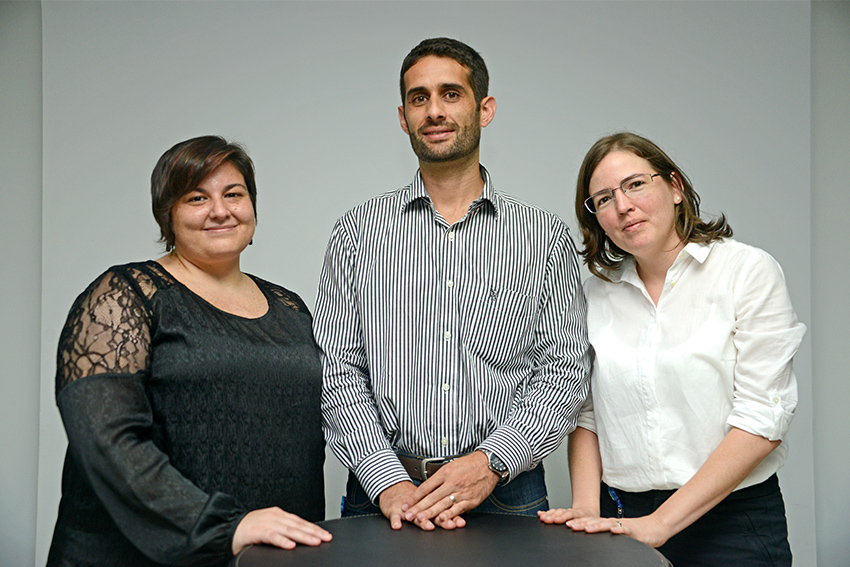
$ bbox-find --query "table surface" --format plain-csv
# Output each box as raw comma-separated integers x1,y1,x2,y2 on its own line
230,513,671,567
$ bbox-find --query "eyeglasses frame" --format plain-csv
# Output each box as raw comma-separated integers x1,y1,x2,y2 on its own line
584,173,664,214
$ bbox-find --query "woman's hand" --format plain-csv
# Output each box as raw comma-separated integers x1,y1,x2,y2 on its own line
537,506,599,525
573,514,672,548
232,507,332,555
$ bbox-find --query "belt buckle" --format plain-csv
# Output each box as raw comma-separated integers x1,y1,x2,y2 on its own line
419,456,448,480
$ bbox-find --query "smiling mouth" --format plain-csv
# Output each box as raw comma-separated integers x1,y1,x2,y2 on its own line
623,220,644,231
421,122,455,138
423,129,453,139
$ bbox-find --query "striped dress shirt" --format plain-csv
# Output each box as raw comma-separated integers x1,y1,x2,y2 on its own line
315,167,591,501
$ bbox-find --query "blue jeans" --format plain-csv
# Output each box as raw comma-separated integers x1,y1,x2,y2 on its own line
342,464,548,517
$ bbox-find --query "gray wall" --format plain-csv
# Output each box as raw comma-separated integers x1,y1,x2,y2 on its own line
811,2,850,566
1,1,846,565
0,2,42,566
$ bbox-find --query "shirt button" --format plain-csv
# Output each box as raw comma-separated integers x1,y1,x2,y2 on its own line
447,232,455,241
442,383,450,392
441,437,448,446
447,279,454,288
773,397,780,404
444,331,451,340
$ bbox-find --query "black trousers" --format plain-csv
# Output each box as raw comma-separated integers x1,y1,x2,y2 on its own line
601,474,791,567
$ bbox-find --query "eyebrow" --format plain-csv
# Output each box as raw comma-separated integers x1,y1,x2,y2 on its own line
189,183,247,194
618,173,644,185
596,173,644,193
405,82,469,99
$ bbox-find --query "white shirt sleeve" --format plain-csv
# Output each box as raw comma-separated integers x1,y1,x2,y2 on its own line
726,246,805,441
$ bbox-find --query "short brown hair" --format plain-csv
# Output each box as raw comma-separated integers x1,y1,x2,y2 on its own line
151,136,257,251
575,132,732,280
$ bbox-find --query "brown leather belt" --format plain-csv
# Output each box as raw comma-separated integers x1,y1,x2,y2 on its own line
397,453,465,481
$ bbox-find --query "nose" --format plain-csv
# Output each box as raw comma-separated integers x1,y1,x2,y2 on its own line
208,195,231,220
613,188,635,214
425,97,446,122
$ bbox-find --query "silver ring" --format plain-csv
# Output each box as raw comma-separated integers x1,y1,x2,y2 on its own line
616,521,623,528
449,494,456,503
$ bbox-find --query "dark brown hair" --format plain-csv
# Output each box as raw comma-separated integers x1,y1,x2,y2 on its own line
151,136,257,251
400,37,489,107
575,132,732,280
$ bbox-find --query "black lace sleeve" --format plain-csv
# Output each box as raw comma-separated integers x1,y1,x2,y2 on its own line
55,268,246,566
56,269,152,393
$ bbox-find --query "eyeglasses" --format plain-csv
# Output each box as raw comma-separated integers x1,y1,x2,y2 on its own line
584,173,663,214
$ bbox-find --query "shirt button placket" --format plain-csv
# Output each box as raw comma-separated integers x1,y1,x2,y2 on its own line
440,226,459,455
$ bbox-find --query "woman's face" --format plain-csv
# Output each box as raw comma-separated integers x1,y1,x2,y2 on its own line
170,161,255,265
589,150,683,264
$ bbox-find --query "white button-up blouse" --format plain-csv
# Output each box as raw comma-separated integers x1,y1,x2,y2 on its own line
577,239,806,492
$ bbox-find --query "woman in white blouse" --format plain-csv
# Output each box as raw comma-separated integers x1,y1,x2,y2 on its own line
539,132,805,566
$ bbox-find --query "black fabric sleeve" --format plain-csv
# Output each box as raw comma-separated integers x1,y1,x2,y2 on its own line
55,269,247,566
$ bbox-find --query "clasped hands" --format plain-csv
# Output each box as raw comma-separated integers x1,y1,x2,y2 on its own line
379,451,499,530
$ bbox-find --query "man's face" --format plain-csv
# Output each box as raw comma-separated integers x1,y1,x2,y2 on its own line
399,55,483,164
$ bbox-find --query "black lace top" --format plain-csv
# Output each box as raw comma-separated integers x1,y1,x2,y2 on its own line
47,261,325,567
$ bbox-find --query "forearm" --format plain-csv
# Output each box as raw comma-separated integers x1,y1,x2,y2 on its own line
568,427,602,512
315,219,402,492
59,376,242,565
319,354,407,497
498,311,591,472
651,427,780,537
507,228,590,467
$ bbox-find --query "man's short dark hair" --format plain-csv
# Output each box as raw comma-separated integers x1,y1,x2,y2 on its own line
400,37,489,106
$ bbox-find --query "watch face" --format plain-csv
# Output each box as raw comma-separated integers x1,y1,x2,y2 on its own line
489,452,508,474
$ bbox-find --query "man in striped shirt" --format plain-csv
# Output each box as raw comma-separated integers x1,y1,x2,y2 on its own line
314,37,591,531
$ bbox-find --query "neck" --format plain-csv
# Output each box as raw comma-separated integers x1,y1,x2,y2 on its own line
159,249,243,284
419,151,484,225
633,239,686,303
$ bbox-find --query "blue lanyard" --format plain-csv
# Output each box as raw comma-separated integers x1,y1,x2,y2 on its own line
607,486,624,518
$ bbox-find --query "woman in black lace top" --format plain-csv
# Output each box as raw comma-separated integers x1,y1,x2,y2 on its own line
47,136,332,567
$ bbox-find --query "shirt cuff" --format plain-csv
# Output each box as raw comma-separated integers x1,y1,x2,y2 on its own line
477,425,533,482
575,415,597,434
575,395,596,433
726,394,795,441
355,448,411,504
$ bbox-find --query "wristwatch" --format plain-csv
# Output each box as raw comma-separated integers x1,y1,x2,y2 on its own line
479,449,509,485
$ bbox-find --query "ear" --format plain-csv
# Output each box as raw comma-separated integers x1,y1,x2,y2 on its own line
398,105,410,135
479,96,497,128
669,172,684,203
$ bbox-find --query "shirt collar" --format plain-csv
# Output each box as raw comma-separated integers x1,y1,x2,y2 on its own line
679,241,714,264
402,165,501,218
609,240,717,286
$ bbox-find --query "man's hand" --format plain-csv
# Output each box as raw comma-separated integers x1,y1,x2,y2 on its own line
378,481,426,530
402,451,499,529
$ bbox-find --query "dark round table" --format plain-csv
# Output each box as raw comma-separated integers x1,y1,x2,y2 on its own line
230,513,671,566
